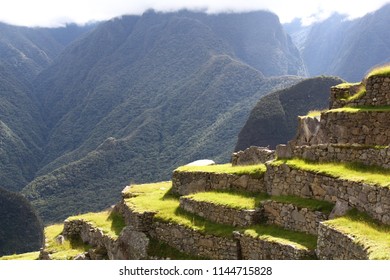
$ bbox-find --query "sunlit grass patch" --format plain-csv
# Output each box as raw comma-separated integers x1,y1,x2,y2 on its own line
328,105,390,113
270,195,334,214
125,182,235,237
366,64,390,78
0,251,39,260
302,110,323,118
334,82,361,89
184,190,268,210
272,158,390,187
325,209,390,260
176,163,266,178
243,224,317,251
67,210,125,239
44,224,90,260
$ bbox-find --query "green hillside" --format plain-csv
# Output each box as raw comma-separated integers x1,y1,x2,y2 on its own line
21,11,304,223
235,76,343,150
0,187,44,256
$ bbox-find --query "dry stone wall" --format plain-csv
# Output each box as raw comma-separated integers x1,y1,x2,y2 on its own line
62,219,149,260
261,200,329,235
231,146,275,166
281,144,390,169
149,222,238,260
316,223,369,259
172,171,266,196
179,197,262,227
320,110,390,146
265,163,390,225
113,199,156,232
330,76,390,109
234,232,313,260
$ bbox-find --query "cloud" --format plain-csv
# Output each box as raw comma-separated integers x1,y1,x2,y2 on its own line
0,0,389,27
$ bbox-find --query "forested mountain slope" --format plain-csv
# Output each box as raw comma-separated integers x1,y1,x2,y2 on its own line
22,11,304,223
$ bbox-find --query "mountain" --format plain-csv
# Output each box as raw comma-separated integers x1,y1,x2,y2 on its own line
0,23,93,192
20,10,304,223
0,187,44,256
0,22,93,83
287,4,390,81
235,76,344,151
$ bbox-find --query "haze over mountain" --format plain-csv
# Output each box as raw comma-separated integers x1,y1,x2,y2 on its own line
286,3,390,81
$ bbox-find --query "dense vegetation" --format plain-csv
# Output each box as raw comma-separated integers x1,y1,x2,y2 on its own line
0,187,44,256
235,76,343,150
18,11,303,223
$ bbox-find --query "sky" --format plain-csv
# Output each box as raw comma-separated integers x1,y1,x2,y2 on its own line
0,0,389,27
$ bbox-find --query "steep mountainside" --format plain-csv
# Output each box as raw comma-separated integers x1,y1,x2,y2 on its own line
0,23,95,192
289,4,390,81
0,187,44,256
0,65,45,191
0,23,92,83
235,76,343,151
21,10,304,223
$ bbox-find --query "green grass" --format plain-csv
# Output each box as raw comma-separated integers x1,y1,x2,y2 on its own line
184,190,269,210
328,105,390,113
243,224,317,251
273,158,390,188
67,210,125,239
184,190,333,213
270,195,334,214
324,209,390,260
175,163,266,179
125,182,236,237
366,65,390,78
303,110,323,117
44,224,90,260
0,251,40,260
334,82,361,89
147,238,206,260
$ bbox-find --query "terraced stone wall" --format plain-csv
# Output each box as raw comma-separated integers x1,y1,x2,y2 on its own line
316,223,369,259
172,171,266,196
320,111,390,146
330,76,390,109
265,163,390,225
279,144,390,169
179,197,262,227
113,199,156,232
261,200,328,235
62,219,150,260
149,222,239,260
234,232,313,260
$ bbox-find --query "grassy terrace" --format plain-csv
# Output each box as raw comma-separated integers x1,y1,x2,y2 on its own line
0,251,39,260
124,182,318,250
67,210,125,239
366,65,390,78
272,159,390,188
184,190,333,213
324,209,390,259
334,82,361,89
328,105,390,113
45,224,91,260
175,163,266,178
183,190,268,210
243,225,317,251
